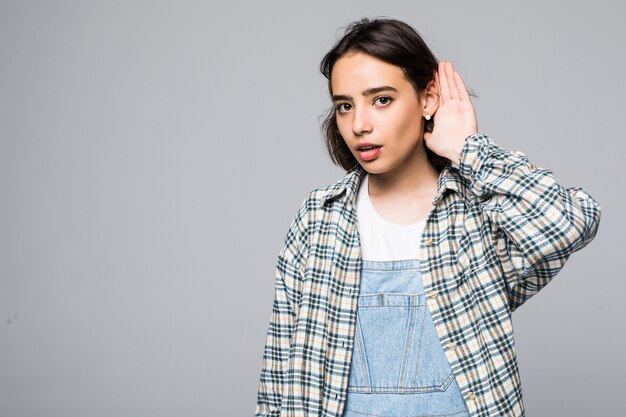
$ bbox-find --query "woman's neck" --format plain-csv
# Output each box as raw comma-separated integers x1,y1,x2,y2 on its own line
366,139,441,225
367,139,440,201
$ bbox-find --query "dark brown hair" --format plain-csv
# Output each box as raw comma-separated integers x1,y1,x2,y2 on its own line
319,17,477,172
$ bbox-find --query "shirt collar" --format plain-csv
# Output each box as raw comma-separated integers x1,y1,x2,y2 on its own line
320,161,466,208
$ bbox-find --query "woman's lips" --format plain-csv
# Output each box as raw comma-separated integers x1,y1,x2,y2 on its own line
357,146,382,161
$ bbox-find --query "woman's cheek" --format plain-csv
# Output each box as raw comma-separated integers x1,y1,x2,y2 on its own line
398,110,422,142
337,121,351,143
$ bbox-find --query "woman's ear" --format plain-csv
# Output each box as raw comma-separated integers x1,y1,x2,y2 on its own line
422,79,439,116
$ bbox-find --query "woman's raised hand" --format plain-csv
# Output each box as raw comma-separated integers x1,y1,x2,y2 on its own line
423,60,478,165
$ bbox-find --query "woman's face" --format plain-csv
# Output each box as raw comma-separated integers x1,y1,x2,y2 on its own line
331,51,429,174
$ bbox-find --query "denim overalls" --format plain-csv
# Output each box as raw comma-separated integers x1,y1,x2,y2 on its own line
341,258,471,417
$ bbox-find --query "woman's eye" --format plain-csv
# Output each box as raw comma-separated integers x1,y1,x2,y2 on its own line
336,103,351,114
335,97,391,114
375,96,392,106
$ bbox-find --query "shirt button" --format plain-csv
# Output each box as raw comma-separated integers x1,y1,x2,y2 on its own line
425,238,433,246
428,291,438,299
466,392,476,401
447,342,457,350
342,341,345,347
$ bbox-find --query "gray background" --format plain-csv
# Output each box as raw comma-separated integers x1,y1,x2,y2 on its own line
0,1,623,416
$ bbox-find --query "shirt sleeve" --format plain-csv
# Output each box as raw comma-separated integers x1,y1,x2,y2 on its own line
254,195,309,416
457,133,602,312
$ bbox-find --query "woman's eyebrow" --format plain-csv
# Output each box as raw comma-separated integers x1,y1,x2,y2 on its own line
332,85,398,102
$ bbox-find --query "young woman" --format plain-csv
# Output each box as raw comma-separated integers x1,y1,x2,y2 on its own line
254,17,602,417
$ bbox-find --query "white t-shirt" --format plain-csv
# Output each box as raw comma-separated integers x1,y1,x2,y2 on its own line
356,173,427,261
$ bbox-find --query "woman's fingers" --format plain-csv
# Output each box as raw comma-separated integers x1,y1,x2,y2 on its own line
445,61,460,100
438,61,450,103
453,70,469,101
439,60,469,102
434,70,442,107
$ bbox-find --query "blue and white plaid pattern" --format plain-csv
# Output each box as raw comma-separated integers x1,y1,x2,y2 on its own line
254,133,602,417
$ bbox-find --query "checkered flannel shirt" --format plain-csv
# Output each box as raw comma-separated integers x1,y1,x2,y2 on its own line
254,133,602,417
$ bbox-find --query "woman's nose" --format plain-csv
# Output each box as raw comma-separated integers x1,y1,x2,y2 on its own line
352,105,373,136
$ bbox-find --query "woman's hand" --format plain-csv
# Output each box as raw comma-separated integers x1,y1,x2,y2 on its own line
423,60,478,165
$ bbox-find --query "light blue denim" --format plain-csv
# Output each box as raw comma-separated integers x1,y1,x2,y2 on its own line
342,259,470,417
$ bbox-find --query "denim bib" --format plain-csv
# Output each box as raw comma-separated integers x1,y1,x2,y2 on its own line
342,259,470,417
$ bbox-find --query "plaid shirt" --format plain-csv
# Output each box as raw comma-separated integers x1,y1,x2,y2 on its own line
254,133,602,417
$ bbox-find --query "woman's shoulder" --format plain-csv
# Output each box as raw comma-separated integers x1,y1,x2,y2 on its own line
307,165,364,210
284,167,362,238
